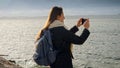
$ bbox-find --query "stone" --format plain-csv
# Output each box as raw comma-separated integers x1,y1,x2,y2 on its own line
0,57,22,68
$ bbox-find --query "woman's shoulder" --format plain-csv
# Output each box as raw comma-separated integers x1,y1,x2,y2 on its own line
49,26,69,36
50,26,67,31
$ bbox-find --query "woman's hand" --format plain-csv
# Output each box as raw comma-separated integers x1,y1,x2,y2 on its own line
83,19,90,29
76,18,82,27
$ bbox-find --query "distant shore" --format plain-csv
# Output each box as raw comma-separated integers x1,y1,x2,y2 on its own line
0,15,120,19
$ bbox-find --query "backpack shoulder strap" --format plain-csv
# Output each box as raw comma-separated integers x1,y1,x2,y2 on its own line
44,29,53,48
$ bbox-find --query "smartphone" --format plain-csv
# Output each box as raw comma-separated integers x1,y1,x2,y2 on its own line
82,18,87,24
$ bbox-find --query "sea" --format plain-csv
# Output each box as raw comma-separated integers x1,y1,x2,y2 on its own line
0,15,120,68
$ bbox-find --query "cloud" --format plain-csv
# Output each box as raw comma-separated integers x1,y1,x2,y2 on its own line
0,0,120,17
0,9,50,17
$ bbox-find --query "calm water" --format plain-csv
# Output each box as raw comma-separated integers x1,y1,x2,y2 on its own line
0,15,120,68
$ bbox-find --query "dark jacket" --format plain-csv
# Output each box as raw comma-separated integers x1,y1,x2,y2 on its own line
50,26,90,68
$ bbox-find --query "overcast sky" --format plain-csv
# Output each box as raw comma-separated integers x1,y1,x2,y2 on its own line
0,0,120,17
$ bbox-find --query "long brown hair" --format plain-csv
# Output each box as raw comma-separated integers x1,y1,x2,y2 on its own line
35,6,63,42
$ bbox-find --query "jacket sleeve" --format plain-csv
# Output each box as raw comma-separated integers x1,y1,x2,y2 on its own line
63,28,90,45
69,26,79,33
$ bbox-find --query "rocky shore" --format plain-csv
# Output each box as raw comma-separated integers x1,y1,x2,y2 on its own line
0,56,22,68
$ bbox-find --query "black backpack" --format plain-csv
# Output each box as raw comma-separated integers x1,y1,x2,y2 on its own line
33,29,57,66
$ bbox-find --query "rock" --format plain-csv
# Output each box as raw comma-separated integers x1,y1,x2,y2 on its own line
8,60,16,64
0,57,22,68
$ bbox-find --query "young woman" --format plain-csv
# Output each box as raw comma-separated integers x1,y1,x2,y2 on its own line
35,6,90,68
